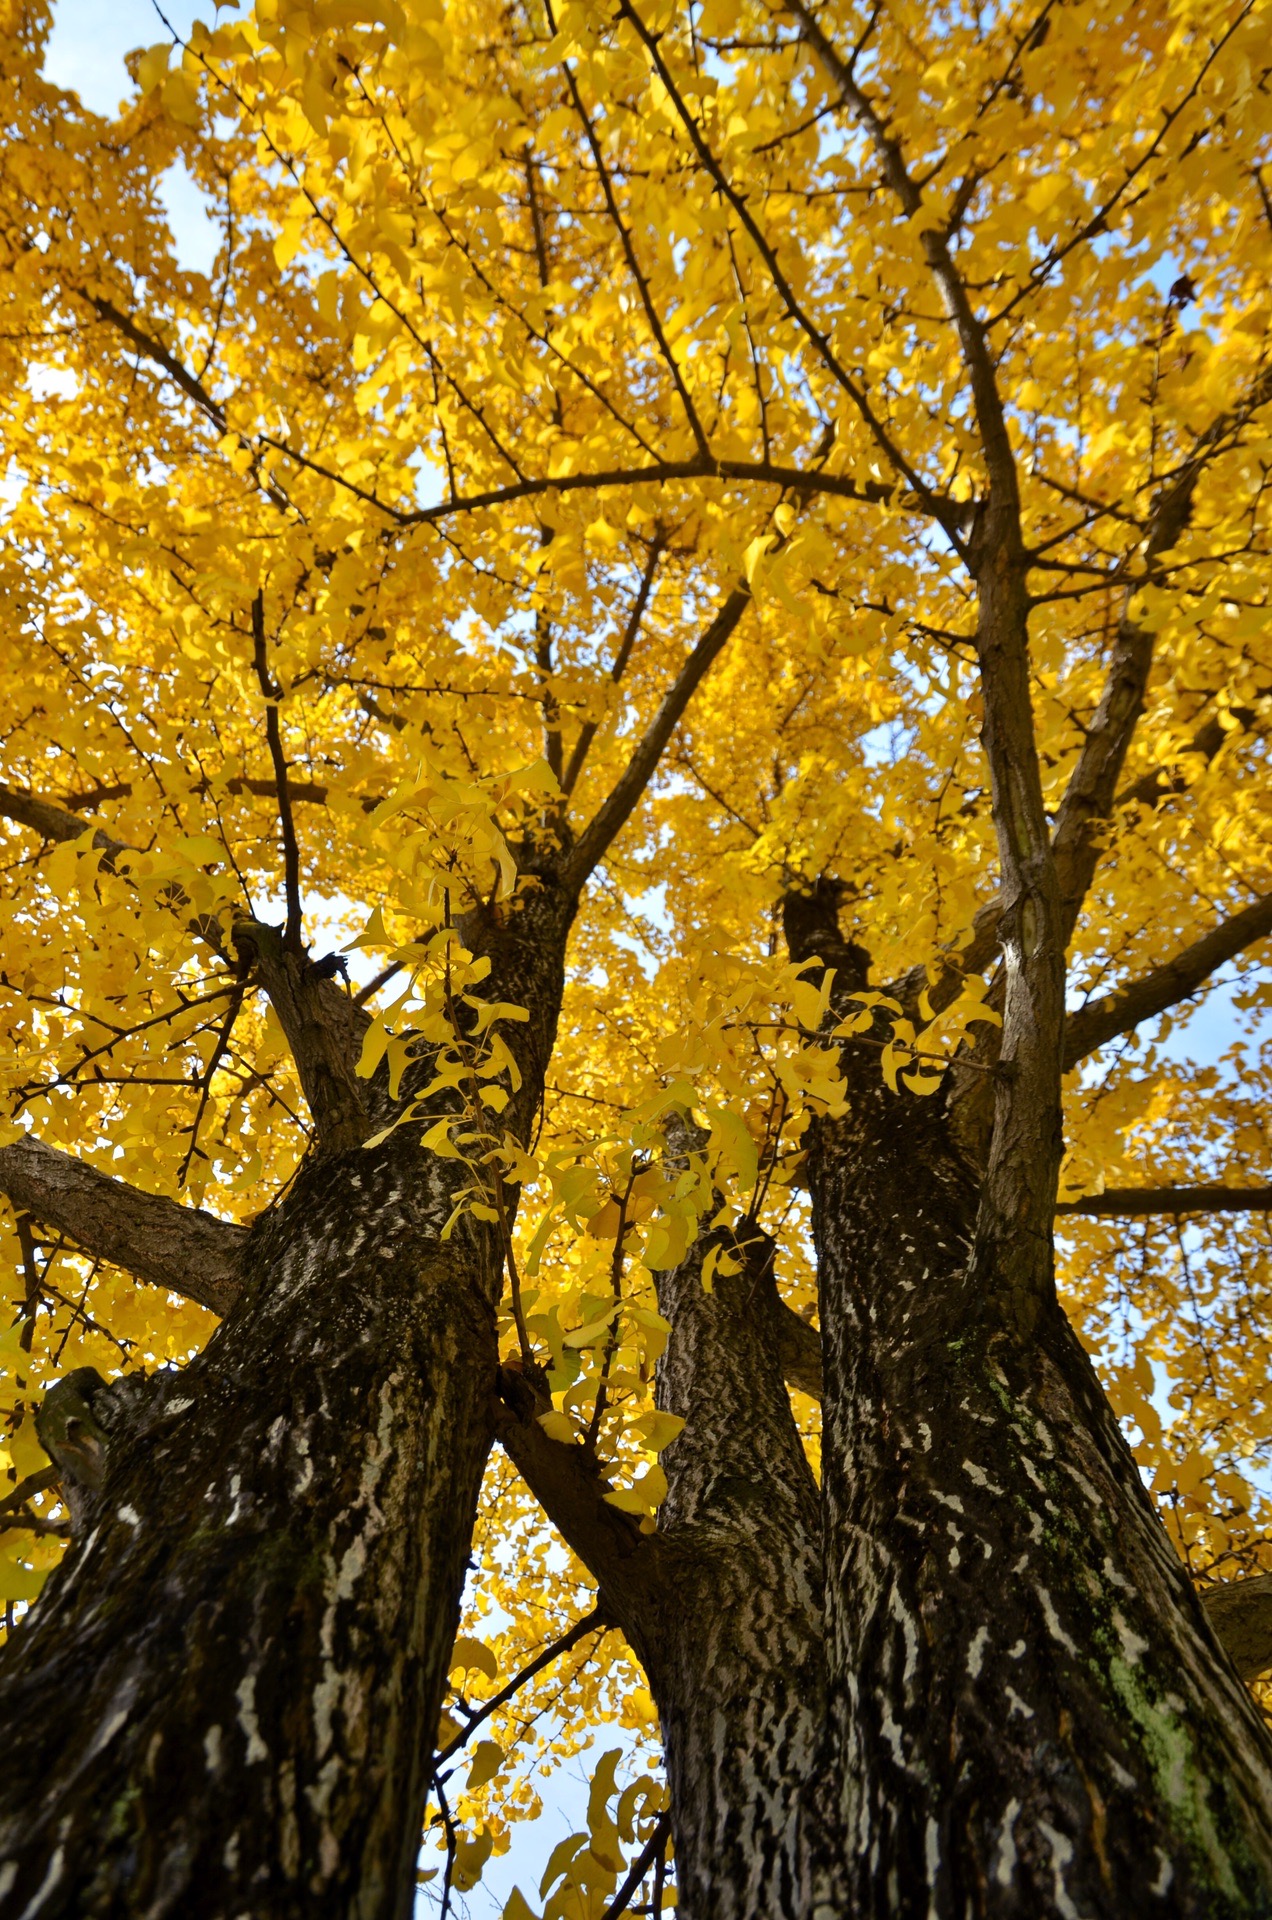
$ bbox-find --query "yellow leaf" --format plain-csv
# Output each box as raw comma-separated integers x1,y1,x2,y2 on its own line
450,1637,498,1681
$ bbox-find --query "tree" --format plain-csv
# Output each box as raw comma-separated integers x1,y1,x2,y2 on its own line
2,0,1272,1912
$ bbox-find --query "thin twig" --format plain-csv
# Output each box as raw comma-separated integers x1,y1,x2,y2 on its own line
251,592,303,951
179,982,247,1187
598,1812,673,1920
434,1606,608,1767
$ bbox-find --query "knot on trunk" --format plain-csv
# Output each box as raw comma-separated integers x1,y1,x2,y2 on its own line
35,1366,174,1529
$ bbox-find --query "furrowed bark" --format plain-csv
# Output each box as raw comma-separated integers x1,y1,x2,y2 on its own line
0,1136,245,1316
648,1228,829,1920
0,1140,499,1920
786,894,1272,1916
0,866,579,1918
499,1223,830,1920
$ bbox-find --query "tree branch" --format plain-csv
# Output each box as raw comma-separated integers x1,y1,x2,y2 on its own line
0,782,129,865
251,592,304,952
776,1300,823,1400
1051,368,1272,933
0,1136,245,1316
435,1605,609,1767
79,292,227,432
231,923,371,1153
561,537,664,799
790,0,1018,511
1063,894,1272,1069
562,585,752,894
1118,698,1267,812
0,781,228,959
0,781,369,1145
1203,1575,1272,1681
493,1366,665,1650
1056,1185,1272,1219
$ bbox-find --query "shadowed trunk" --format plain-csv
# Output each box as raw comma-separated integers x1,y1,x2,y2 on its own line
788,898,1272,1916
0,874,577,1920
0,1147,497,1920
647,1228,830,1920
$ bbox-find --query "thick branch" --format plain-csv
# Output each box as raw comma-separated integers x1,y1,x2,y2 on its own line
777,1300,823,1400
493,1366,665,1647
562,585,751,893
1064,894,1272,1068
0,782,228,959
1203,1575,1272,1681
232,922,370,1152
1118,699,1266,812
1057,1185,1272,1219
264,447,946,531
0,1136,245,1315
0,781,128,865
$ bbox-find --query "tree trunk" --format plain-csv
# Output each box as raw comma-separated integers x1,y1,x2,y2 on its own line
0,874,577,1919
645,1229,830,1920
0,1143,496,1920
801,1026,1272,1915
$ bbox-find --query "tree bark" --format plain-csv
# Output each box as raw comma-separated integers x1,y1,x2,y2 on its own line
0,1144,497,1920
0,872,578,1919
647,1229,830,1920
788,899,1272,1915
496,1221,832,1920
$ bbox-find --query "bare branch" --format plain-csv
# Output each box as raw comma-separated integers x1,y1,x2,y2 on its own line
563,586,751,894
1064,894,1272,1069
251,592,304,952
494,1366,665,1646
1057,1186,1272,1218
0,1136,245,1316
435,1606,609,1766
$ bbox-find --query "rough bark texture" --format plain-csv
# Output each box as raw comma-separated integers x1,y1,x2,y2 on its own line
0,866,579,1919
1203,1578,1272,1683
787,898,1272,1916
0,1144,497,1919
496,1222,831,1920
0,1136,245,1316
647,1230,829,1920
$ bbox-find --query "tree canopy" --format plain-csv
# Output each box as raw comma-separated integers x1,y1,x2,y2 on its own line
2,0,1272,1911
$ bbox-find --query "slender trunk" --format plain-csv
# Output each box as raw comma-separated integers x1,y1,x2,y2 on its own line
803,1045,1272,1915
0,873,577,1919
646,1230,831,1920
